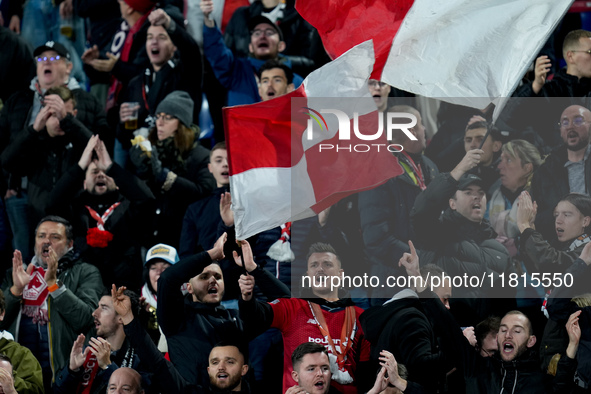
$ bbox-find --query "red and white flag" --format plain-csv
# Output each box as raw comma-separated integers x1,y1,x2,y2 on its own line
224,41,404,239
298,0,573,109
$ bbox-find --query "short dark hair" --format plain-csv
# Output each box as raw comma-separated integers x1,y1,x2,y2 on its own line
306,243,341,267
420,264,445,284
100,288,141,318
210,141,227,160
475,316,500,350
36,216,74,242
503,310,533,336
563,29,591,58
212,340,249,364
45,86,77,108
465,121,502,143
291,342,328,371
258,60,294,85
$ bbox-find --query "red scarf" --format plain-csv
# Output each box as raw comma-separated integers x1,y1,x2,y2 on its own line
22,266,49,324
85,202,121,248
106,9,154,111
77,351,99,394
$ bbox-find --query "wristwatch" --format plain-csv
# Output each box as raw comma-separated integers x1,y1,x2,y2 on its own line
48,280,63,293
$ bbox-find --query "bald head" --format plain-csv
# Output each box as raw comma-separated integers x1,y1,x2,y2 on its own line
108,367,144,394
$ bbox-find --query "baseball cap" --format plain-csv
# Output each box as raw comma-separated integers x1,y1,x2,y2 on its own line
457,173,485,190
145,243,179,266
248,15,283,41
33,41,71,61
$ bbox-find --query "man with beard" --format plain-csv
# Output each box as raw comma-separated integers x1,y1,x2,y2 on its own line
0,216,103,391
464,310,547,393
238,242,371,394
112,284,253,393
531,104,591,242
53,290,148,394
46,135,154,291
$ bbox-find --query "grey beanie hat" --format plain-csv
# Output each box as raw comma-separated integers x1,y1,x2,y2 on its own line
156,91,194,128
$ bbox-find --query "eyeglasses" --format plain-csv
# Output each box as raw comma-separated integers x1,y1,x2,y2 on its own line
368,80,388,88
571,49,591,55
36,55,62,63
559,116,588,128
155,113,176,122
251,28,278,38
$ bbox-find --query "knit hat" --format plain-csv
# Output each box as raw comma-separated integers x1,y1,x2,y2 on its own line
156,91,193,128
34,41,71,61
145,243,179,266
123,0,156,14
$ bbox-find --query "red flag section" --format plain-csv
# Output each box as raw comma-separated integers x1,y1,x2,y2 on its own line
296,0,414,79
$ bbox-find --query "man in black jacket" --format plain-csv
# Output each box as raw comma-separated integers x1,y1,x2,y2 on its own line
45,135,155,291
359,105,438,303
157,234,289,388
410,150,511,325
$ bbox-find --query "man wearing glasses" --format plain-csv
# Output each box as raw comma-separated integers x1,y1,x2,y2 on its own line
201,0,302,107
0,41,108,263
530,105,591,242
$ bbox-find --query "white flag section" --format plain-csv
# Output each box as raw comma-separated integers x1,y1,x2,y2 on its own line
382,0,573,110
229,40,378,240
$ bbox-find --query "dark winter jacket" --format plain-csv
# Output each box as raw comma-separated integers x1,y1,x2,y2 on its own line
360,291,466,393
45,163,155,291
530,144,591,243
410,173,510,299
223,0,324,77
157,251,243,388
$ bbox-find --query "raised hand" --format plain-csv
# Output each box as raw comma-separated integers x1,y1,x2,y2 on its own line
379,350,407,391
79,134,99,170
200,0,215,27
95,138,113,171
463,326,477,346
69,334,90,371
516,191,537,232
367,366,388,394
451,149,484,181
111,285,134,325
43,94,67,120
0,365,16,394
11,250,31,296
88,337,111,369
33,105,52,132
149,8,171,29
532,55,551,94
232,240,257,272
238,274,254,302
220,192,234,227
81,45,99,65
208,233,227,261
44,246,59,287
566,310,582,359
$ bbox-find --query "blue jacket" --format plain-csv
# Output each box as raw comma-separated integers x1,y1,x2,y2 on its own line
203,23,302,107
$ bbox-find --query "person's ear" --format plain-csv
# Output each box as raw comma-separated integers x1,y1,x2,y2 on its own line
583,216,591,228
187,282,194,294
449,198,457,210
527,335,537,348
291,370,299,384
277,41,286,53
241,364,249,377
492,141,502,153
287,83,294,93
248,43,254,55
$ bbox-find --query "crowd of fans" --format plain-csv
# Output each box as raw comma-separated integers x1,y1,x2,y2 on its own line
0,1,591,393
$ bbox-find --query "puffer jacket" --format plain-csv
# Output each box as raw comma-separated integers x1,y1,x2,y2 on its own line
410,172,511,321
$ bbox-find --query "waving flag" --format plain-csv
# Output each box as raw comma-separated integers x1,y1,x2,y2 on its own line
298,0,573,109
224,41,404,240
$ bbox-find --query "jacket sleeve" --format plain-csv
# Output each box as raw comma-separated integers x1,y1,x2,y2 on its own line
250,265,291,300
53,365,83,394
519,228,580,273
179,202,201,258
410,173,457,241
546,258,590,322
359,181,412,265
107,162,155,203
166,145,215,202
0,271,21,332
1,125,47,176
45,163,85,217
49,263,104,333
203,23,240,89
553,355,577,394
8,343,44,394
238,297,274,340
156,251,213,337
123,317,191,394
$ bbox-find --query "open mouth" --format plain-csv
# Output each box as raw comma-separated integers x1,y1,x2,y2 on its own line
257,42,269,49
556,227,564,237
217,373,228,380
44,69,52,75
314,380,325,389
41,245,50,257
472,203,481,211
96,181,106,187
150,47,160,56
267,90,276,97
94,318,100,328
221,171,229,177
208,286,218,295
502,342,514,354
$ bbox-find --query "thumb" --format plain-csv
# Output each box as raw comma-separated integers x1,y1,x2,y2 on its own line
26,264,34,275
